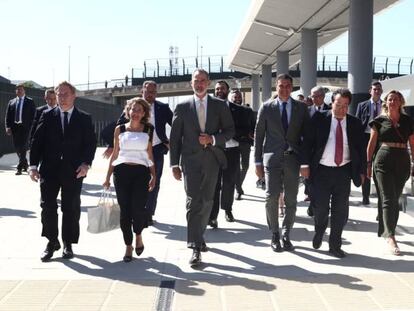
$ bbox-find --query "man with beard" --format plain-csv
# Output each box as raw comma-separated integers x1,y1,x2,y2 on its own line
170,70,234,266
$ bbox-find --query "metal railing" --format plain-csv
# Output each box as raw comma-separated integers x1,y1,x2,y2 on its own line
73,54,414,91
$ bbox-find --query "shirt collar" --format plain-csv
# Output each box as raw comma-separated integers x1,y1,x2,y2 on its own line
194,94,208,104
59,106,74,115
276,97,291,106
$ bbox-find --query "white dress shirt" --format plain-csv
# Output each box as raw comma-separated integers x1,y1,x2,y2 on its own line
149,103,162,146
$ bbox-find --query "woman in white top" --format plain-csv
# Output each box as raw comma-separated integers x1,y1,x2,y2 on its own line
104,98,156,262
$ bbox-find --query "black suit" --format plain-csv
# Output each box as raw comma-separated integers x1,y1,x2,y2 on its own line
210,101,245,220
355,99,382,203
30,107,97,243
5,96,36,170
303,111,365,250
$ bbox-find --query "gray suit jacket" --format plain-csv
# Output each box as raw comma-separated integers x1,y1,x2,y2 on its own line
170,95,235,169
254,97,310,167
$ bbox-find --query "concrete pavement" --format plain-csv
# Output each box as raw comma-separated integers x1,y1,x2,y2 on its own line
0,148,414,311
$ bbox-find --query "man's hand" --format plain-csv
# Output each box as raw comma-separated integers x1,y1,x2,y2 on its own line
76,164,89,179
102,147,113,159
148,175,156,191
367,166,372,179
29,168,40,182
5,128,11,136
255,164,264,179
300,167,310,179
199,133,212,146
172,167,182,181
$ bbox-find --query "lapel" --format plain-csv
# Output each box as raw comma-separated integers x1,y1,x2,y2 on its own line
66,107,79,136
52,108,64,138
205,95,214,133
270,99,284,135
153,101,158,125
346,114,352,147
286,98,299,136
190,97,202,132
322,111,332,145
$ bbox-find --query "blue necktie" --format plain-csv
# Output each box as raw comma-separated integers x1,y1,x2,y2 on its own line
15,98,22,123
63,112,69,134
281,102,288,134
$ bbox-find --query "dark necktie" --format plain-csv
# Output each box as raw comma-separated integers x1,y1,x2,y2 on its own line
334,118,343,166
374,102,380,117
63,111,69,134
281,102,288,134
15,98,22,123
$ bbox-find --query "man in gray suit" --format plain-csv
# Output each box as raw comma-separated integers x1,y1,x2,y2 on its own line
170,69,235,266
255,73,310,252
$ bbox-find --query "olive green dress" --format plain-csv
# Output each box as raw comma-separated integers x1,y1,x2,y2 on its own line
369,114,414,238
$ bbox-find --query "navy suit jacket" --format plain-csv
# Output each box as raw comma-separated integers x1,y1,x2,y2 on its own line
5,96,36,132
355,99,381,131
30,107,97,177
303,111,366,187
29,104,54,146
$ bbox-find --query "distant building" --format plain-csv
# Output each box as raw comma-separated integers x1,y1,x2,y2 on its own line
11,80,44,89
0,75,11,84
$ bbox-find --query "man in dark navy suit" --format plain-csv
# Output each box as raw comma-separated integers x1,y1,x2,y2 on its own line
29,88,57,147
302,88,366,258
101,80,173,224
355,81,383,205
5,83,36,175
30,81,97,262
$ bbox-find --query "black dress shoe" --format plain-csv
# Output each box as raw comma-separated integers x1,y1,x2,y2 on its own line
329,248,346,258
271,233,283,252
147,216,154,226
362,199,370,206
15,170,22,176
312,232,323,249
282,236,295,251
135,245,144,256
307,206,314,217
189,249,202,266
208,219,218,229
225,211,235,222
40,241,61,262
62,243,74,259
200,242,208,252
235,193,242,200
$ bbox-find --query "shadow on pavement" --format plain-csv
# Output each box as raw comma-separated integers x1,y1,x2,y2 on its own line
0,207,37,218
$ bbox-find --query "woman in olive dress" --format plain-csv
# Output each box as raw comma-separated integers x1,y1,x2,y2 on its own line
367,90,414,255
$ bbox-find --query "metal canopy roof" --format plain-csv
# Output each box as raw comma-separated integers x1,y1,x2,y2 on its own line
227,0,399,74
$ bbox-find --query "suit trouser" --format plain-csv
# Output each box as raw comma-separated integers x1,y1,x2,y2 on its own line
183,151,219,248
210,147,240,220
373,146,410,238
11,124,29,170
236,142,251,194
40,164,83,243
361,133,371,202
264,153,300,236
113,163,150,245
312,164,351,250
146,144,165,216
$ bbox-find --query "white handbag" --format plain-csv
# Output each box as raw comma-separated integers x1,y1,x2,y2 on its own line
87,189,120,233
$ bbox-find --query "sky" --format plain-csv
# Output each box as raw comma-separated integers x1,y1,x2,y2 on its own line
0,0,413,88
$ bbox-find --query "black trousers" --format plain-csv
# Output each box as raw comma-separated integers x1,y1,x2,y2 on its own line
40,163,83,243
113,163,150,245
146,144,165,216
312,164,351,250
236,142,251,194
11,124,29,170
210,147,240,220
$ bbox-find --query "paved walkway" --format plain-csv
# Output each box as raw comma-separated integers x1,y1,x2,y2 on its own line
0,148,414,311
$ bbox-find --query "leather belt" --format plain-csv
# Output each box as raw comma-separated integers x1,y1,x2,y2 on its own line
381,142,407,149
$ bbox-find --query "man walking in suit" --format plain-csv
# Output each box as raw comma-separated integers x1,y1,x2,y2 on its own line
255,73,310,252
302,88,366,258
170,69,234,266
355,81,383,205
29,81,97,262
305,85,331,215
233,89,256,200
29,88,57,146
208,81,243,228
5,83,36,175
